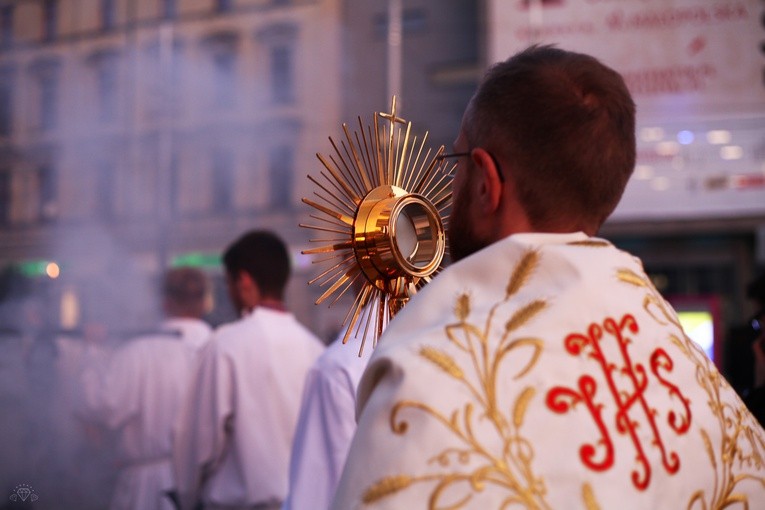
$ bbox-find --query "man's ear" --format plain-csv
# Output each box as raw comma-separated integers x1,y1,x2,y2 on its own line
236,270,252,287
471,148,503,213
236,271,261,309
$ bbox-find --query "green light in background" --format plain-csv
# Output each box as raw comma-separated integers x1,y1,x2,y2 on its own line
171,252,221,269
18,260,53,277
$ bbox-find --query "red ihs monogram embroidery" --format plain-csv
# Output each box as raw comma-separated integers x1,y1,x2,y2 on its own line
545,314,692,490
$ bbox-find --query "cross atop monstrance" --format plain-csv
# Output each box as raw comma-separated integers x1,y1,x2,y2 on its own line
378,96,408,126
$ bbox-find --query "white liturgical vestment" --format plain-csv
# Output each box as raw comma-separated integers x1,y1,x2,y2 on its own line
173,307,324,509
284,331,374,510
332,233,765,510
81,318,212,510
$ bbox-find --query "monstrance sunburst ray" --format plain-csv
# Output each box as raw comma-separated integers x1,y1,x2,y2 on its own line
301,97,455,354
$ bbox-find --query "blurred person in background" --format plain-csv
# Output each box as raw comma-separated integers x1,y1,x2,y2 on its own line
743,273,765,426
0,268,34,506
724,272,765,399
79,267,213,510
332,45,765,509
172,230,324,510
283,290,375,510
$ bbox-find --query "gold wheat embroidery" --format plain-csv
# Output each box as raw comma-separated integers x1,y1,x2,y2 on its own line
363,250,552,509
362,475,414,504
506,250,539,297
420,346,464,379
616,267,650,289
567,240,611,248
582,483,600,510
616,267,765,509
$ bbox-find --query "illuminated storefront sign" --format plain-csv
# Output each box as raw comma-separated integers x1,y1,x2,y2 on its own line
487,0,765,220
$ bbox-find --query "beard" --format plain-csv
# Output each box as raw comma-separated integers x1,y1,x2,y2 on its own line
447,185,489,263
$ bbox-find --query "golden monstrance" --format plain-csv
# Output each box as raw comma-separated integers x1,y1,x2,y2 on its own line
301,97,453,354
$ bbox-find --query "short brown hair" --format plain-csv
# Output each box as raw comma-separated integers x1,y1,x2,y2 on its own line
163,267,210,318
222,230,291,300
465,45,636,231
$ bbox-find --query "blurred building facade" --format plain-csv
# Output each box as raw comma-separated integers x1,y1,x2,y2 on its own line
0,0,348,335
0,0,480,340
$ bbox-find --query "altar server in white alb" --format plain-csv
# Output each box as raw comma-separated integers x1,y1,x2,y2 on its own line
80,267,213,510
332,45,765,509
284,315,374,510
173,230,324,510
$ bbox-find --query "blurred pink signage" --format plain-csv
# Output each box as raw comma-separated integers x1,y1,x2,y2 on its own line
487,0,765,121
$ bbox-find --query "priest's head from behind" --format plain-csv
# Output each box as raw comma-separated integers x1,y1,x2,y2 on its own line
162,266,211,320
222,230,291,315
447,44,636,262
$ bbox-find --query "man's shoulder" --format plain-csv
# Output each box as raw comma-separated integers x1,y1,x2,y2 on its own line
208,316,251,348
211,311,323,351
262,309,324,347
313,335,371,375
163,318,212,341
116,330,185,354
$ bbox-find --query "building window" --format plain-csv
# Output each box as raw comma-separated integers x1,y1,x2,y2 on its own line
87,51,120,123
216,0,232,13
145,41,183,120
101,0,115,31
96,57,118,122
212,51,236,109
0,71,13,137
42,0,58,42
39,72,58,131
202,32,238,110
268,145,292,209
211,149,233,212
0,169,10,225
162,0,176,20
30,58,60,131
255,23,298,104
270,45,294,104
1,5,14,49
168,46,183,117
96,160,114,218
169,153,179,215
38,164,57,221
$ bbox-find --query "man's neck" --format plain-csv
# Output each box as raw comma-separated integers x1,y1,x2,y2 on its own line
253,298,287,313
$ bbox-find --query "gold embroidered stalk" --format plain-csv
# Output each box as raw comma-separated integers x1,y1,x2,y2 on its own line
362,475,414,503
506,250,539,298
616,267,649,288
700,429,716,470
567,240,610,248
420,347,464,379
505,300,546,334
513,387,535,428
582,483,601,510
455,293,471,322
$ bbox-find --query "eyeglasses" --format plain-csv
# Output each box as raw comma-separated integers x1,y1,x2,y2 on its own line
437,150,506,183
